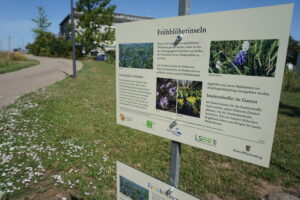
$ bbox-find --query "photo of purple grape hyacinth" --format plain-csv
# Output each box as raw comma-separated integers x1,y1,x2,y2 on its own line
209,39,278,77
233,41,249,67
156,78,177,113
233,50,247,67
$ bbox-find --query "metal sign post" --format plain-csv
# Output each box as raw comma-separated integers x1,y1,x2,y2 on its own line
71,0,77,78
169,0,190,188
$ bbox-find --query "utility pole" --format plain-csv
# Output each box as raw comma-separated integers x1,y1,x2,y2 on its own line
169,0,190,189
8,35,11,60
8,35,11,52
71,0,77,78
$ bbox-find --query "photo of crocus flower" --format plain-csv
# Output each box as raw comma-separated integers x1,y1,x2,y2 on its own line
209,39,279,77
119,43,153,69
156,78,177,113
177,80,202,118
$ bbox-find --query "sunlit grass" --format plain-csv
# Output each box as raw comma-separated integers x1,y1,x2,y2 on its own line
0,61,299,199
0,52,39,74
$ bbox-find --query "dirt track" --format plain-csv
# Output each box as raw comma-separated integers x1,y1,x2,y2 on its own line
0,55,82,108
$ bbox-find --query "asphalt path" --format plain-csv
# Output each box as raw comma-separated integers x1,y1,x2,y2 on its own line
0,55,82,108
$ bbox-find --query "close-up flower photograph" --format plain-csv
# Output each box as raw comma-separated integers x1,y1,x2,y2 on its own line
209,39,279,77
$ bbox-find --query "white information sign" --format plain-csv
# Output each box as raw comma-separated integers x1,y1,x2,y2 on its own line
117,161,200,200
116,4,293,167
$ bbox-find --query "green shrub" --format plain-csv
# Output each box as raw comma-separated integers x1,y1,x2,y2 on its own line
105,50,115,64
282,69,300,92
26,30,72,58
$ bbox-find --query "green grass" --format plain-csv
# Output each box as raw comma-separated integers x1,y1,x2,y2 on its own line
0,61,299,200
0,52,39,74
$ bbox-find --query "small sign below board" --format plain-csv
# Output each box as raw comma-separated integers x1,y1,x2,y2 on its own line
117,161,200,200
116,4,293,167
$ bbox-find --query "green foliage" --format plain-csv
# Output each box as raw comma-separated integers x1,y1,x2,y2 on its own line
282,69,300,92
32,6,52,32
0,62,299,199
27,30,72,57
287,36,300,65
75,0,116,55
209,40,278,77
105,50,115,64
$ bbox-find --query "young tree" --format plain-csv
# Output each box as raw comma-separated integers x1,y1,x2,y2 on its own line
32,6,52,32
76,0,116,56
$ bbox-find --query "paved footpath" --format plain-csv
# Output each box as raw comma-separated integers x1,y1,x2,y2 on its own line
0,55,82,108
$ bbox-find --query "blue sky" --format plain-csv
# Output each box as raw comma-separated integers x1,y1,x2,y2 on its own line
0,0,299,50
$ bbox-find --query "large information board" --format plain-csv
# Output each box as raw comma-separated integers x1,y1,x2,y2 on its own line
117,161,199,200
116,4,293,167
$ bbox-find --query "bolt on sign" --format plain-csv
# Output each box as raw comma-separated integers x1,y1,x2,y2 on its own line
116,4,293,167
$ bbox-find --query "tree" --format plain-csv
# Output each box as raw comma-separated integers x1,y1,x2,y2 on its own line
27,30,72,57
287,36,300,65
75,0,116,56
32,6,52,32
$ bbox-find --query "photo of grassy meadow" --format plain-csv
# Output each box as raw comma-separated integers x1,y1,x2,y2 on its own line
120,176,148,200
209,39,279,77
119,43,153,69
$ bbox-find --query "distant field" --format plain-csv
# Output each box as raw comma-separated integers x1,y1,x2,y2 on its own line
0,52,39,74
0,61,299,199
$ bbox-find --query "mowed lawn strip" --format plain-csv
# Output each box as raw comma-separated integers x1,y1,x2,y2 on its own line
0,61,299,199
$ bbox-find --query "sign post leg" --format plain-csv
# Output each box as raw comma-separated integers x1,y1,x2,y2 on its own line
70,0,77,78
169,141,181,187
169,0,190,188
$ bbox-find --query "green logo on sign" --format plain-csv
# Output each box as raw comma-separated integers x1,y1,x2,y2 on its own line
147,120,153,128
195,135,217,146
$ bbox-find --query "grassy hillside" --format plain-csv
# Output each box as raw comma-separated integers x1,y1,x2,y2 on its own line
0,52,39,74
0,61,299,199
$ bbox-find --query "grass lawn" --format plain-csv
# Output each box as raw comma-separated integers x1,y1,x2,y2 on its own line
0,59,40,74
0,52,39,74
0,61,299,199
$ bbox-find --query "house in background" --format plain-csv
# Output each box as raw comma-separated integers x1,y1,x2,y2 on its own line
59,12,153,59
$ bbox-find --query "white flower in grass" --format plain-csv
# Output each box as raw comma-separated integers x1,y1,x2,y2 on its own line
216,61,222,70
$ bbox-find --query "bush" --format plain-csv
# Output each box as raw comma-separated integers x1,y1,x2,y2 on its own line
27,30,72,58
282,69,300,92
105,50,115,64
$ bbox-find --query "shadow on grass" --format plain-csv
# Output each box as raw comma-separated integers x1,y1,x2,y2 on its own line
271,160,300,180
278,102,300,117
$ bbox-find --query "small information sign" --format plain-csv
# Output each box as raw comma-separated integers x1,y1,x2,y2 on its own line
117,161,200,200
